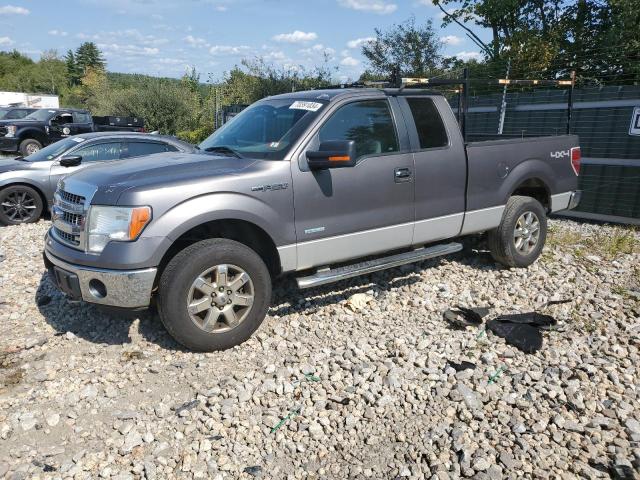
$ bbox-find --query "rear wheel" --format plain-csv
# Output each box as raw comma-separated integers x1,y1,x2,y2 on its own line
0,185,43,225
487,195,547,268
157,238,271,351
19,138,42,157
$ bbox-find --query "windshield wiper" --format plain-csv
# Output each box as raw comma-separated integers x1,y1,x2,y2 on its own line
203,146,242,158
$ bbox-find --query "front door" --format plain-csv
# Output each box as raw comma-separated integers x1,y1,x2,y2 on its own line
49,141,123,193
291,97,415,270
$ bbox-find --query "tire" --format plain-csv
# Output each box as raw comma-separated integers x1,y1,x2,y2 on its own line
487,195,547,268
19,138,42,157
157,238,272,351
0,185,44,225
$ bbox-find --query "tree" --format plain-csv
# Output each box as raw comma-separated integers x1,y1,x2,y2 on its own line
65,50,81,86
360,16,443,79
75,42,105,75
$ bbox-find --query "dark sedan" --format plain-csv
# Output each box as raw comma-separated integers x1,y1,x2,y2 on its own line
0,132,194,225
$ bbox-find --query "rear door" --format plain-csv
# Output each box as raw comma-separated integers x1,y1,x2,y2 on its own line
397,96,467,245
121,140,178,158
71,111,94,134
291,96,415,270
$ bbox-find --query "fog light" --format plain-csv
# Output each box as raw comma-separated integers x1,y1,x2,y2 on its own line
88,279,107,299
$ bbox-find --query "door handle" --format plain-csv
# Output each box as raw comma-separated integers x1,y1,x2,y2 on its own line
394,167,412,182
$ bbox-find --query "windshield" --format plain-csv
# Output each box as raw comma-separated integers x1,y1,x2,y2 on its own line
198,98,327,160
0,108,8,119
24,137,86,162
23,109,56,121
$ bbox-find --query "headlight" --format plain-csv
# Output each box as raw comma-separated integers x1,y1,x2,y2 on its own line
5,126,16,138
87,206,152,253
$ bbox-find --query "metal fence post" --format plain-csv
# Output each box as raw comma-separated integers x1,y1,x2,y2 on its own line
566,70,575,134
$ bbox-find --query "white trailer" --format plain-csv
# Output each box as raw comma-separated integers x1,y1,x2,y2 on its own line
0,91,59,108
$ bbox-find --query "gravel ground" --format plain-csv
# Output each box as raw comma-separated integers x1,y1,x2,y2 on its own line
0,219,639,479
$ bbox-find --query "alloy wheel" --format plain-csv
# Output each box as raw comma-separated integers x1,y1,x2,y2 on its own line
513,211,540,254
186,264,255,333
0,190,38,223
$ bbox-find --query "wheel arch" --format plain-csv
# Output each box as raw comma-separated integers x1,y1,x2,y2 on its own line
156,218,282,285
509,177,551,211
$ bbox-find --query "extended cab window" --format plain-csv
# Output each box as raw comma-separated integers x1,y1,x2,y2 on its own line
406,98,448,149
73,142,122,162
319,100,399,160
73,112,91,123
126,141,176,158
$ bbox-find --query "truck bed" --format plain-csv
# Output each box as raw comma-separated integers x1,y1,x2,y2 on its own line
465,134,580,212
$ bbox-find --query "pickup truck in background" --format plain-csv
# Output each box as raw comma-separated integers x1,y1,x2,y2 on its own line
44,87,581,351
0,108,145,156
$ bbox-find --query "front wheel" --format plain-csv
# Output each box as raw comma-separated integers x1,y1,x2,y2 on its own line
157,238,272,351
487,195,547,268
0,185,44,225
19,138,42,157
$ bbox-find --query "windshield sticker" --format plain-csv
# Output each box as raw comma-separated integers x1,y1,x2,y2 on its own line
72,138,85,143
289,101,323,112
269,142,280,148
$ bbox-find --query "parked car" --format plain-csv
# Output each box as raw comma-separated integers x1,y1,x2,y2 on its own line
44,87,581,351
0,132,194,225
0,108,145,156
0,107,38,120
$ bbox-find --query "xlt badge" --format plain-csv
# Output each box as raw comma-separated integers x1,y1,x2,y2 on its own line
251,183,289,192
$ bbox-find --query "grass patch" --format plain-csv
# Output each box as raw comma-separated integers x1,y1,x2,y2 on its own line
547,224,638,260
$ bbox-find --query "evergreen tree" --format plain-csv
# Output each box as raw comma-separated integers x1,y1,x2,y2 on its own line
75,42,106,76
64,49,80,86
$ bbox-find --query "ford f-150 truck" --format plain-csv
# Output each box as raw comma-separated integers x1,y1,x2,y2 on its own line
0,108,145,156
43,87,581,351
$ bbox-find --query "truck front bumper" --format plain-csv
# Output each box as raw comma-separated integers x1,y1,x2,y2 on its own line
44,249,157,309
0,137,19,153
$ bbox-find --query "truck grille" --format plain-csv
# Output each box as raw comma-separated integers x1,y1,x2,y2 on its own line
53,228,80,246
52,188,88,250
60,190,85,205
0,126,7,137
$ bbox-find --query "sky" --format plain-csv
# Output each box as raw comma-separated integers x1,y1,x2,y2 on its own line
0,0,489,81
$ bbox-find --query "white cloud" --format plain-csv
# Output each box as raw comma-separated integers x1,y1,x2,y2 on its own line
184,35,209,48
340,56,360,66
0,5,29,15
215,5,227,11
299,44,336,56
440,35,463,46
347,37,375,49
48,30,68,37
273,30,317,43
209,45,250,55
338,0,397,15
0,36,13,46
98,43,160,56
454,51,482,61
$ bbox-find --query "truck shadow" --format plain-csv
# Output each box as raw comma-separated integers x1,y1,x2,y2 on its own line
35,271,183,350
35,236,502,350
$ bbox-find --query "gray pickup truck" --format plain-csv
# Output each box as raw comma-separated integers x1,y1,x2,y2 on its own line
43,87,581,351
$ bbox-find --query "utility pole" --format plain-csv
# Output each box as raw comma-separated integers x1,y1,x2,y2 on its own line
498,59,510,135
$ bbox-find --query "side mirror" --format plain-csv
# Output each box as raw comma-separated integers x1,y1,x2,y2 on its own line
59,155,82,167
306,140,356,170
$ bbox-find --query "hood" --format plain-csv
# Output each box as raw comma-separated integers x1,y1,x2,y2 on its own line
64,151,260,204
0,158,30,174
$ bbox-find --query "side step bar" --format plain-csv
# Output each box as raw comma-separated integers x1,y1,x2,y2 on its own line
296,242,463,289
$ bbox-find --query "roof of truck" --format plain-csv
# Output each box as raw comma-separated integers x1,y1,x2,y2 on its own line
269,88,444,102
